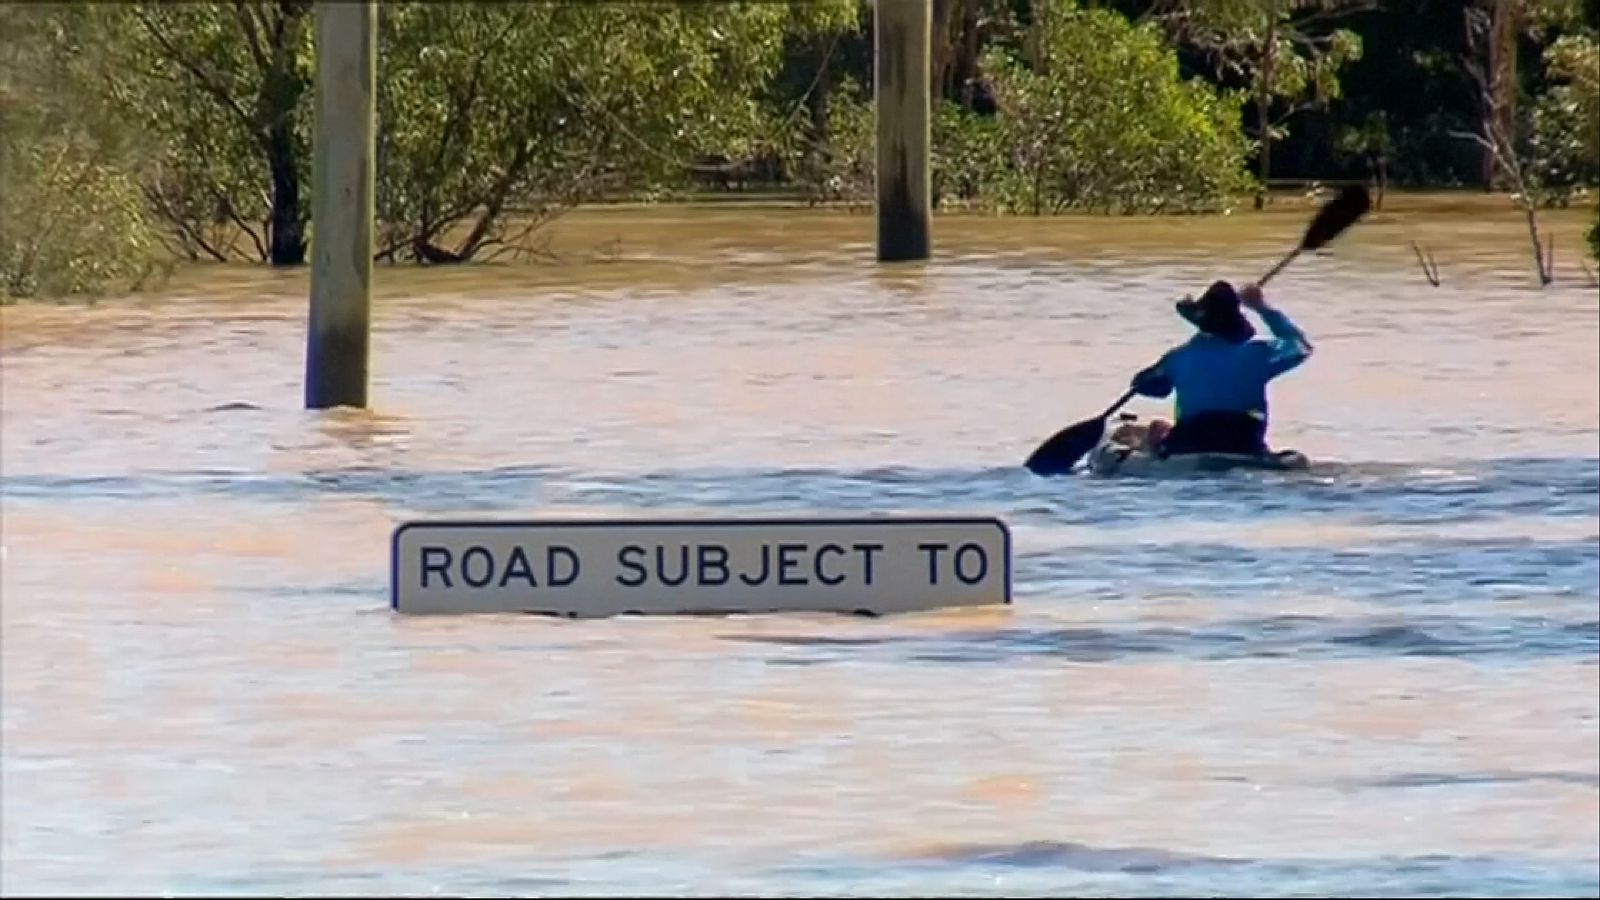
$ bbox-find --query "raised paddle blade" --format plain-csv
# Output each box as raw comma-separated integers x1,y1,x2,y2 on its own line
1023,415,1109,476
1301,184,1370,252
1259,183,1373,287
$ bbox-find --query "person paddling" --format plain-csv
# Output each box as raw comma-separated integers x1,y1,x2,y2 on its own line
1129,279,1312,458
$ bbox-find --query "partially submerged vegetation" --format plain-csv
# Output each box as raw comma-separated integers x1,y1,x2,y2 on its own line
2,0,1596,301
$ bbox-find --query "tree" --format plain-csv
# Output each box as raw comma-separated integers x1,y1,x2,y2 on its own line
1,3,165,300
1454,0,1598,283
32,1,857,270
1145,0,1369,207
977,0,1256,214
109,2,315,267
372,1,856,263
1334,109,1392,207
1531,30,1599,189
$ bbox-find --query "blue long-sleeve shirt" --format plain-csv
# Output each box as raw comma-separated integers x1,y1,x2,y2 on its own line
1131,306,1312,423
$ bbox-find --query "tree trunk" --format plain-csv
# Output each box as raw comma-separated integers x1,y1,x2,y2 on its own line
1026,0,1045,72
810,43,831,138
932,0,957,99
1482,0,1520,190
810,37,831,154
261,3,311,266
1255,0,1277,210
957,0,980,109
265,123,305,266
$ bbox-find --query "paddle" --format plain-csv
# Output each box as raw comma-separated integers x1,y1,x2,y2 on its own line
1257,183,1372,290
1022,184,1371,477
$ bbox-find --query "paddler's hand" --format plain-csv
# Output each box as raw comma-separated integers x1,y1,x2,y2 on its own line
1239,282,1266,311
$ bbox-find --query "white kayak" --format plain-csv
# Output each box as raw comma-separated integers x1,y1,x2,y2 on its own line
1085,416,1311,479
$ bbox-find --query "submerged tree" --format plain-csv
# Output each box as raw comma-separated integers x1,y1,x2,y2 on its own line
1454,0,1598,284
1,3,166,300
109,2,315,267
23,1,857,271
977,0,1257,215
373,0,857,263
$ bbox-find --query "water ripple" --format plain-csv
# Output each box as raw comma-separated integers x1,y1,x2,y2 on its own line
3,456,1594,528
724,615,1599,665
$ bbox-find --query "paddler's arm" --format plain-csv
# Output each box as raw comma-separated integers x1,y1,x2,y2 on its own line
1130,352,1173,398
1242,284,1312,378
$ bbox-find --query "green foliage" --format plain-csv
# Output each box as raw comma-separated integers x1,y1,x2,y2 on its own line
1572,35,1600,255
978,1,1256,214
1461,2,1599,208
15,0,861,270
1512,3,1600,206
1334,110,1393,163
6,0,1598,300
94,2,316,264
1,3,166,300
1,145,166,303
803,76,877,206
933,101,1007,209
373,0,857,261
1,138,161,302
1529,85,1598,204
783,1,1256,215
1150,0,1367,117
1522,0,1591,35
1538,34,1600,169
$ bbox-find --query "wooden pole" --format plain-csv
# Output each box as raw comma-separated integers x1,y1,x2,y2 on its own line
874,0,932,262
305,0,376,410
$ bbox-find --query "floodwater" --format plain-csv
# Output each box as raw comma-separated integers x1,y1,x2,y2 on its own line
2,194,1597,897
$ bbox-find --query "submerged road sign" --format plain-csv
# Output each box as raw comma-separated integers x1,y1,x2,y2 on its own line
390,516,1011,617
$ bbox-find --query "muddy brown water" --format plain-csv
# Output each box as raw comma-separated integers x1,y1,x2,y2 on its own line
3,194,1597,896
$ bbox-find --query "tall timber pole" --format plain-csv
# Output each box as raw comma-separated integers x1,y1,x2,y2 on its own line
305,0,376,409
874,0,932,263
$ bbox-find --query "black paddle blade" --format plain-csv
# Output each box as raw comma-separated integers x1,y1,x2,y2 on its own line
1302,184,1371,252
1023,415,1108,476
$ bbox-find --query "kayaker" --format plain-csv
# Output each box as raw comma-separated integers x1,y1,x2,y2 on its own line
1129,279,1312,457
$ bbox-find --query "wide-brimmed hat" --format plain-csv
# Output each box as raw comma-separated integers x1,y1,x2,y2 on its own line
1176,280,1255,343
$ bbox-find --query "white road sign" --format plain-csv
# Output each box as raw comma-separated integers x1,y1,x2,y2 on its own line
390,515,1011,617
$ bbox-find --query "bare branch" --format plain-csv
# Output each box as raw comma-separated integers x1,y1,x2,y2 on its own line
419,13,521,215
1450,3,1556,290
11,142,82,278
210,183,269,262
454,140,535,259
1447,127,1495,152
1288,1,1378,31
1411,240,1441,286
373,232,414,263
140,181,229,262
233,0,271,76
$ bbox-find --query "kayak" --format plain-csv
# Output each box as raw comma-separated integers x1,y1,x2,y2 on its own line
1085,415,1311,479
1087,443,1311,478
